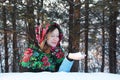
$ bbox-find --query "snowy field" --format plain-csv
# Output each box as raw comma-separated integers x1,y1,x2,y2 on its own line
0,72,120,80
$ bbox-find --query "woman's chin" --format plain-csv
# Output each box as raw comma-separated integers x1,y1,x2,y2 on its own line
51,45,57,48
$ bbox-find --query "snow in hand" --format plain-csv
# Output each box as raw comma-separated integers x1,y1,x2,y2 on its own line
1,72,120,80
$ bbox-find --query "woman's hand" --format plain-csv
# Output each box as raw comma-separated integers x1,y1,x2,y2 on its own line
68,52,86,60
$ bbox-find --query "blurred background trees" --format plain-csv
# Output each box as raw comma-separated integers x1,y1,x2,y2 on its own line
0,0,120,74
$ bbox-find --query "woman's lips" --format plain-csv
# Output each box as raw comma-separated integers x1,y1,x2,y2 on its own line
52,42,57,44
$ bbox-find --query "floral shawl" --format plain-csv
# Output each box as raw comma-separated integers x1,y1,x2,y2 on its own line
20,44,65,72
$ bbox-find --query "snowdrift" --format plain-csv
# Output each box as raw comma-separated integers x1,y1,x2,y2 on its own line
1,72,120,80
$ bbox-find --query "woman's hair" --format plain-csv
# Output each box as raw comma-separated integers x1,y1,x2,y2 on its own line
45,23,61,37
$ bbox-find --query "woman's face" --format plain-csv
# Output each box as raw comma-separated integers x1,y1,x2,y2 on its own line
47,28,59,48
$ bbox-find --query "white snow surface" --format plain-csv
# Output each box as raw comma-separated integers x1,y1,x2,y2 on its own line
0,72,120,80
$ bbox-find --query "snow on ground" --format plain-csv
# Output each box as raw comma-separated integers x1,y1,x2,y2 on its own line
0,72,120,80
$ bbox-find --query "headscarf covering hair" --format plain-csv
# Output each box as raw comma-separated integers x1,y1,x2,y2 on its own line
35,22,63,52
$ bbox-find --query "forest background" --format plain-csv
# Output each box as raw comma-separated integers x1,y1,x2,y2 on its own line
0,0,120,74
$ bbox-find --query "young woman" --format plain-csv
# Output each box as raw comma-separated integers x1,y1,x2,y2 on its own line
20,22,85,72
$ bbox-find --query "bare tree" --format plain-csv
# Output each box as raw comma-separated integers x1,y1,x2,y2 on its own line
2,4,9,72
108,0,118,73
101,1,105,72
11,0,18,72
84,0,89,72
68,0,81,72
26,0,36,44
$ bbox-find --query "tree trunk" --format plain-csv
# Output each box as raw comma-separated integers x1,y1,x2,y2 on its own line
0,51,3,72
2,5,9,72
69,0,81,72
101,6,105,72
12,0,17,72
84,0,89,72
26,0,35,44
68,0,74,53
108,0,118,73
36,0,43,24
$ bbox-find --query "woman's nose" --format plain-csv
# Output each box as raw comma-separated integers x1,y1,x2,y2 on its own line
53,37,59,41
